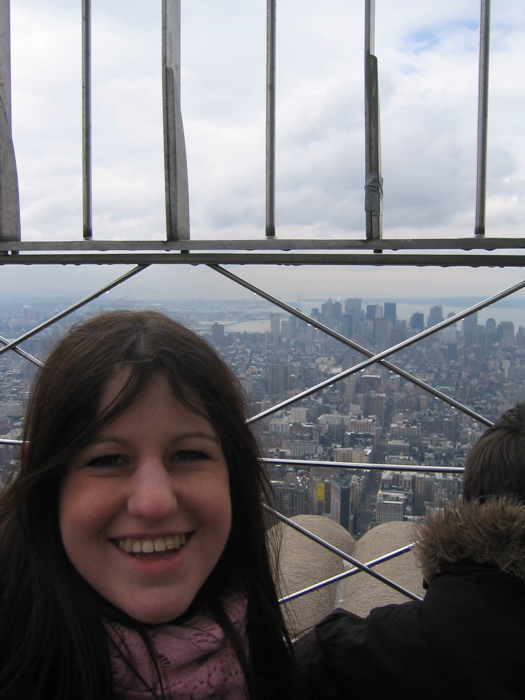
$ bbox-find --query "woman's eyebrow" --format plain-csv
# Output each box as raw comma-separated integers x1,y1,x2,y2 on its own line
89,431,221,445
170,431,221,444
87,436,128,446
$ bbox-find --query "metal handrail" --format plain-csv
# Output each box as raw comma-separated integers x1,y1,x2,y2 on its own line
0,0,519,611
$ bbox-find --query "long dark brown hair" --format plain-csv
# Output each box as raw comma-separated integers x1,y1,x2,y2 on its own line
0,310,294,699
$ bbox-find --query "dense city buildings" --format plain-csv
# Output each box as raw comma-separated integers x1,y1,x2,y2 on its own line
1,294,524,537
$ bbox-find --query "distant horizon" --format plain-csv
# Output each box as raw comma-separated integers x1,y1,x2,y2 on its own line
2,290,524,329
2,291,525,308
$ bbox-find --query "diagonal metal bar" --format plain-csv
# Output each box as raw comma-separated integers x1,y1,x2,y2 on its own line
266,504,422,601
279,543,416,604
162,0,190,241
0,335,43,367
209,264,493,427
0,265,148,356
248,278,525,422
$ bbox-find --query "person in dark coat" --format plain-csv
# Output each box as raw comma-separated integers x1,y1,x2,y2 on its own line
296,403,525,700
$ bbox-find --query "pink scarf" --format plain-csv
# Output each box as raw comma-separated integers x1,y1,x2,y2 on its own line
106,596,249,700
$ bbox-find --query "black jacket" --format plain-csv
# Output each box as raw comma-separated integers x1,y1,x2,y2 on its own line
296,498,525,699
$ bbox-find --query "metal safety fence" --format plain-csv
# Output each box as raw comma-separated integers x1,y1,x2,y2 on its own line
0,0,523,607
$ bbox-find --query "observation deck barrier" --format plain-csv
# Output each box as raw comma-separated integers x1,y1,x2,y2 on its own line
0,0,523,613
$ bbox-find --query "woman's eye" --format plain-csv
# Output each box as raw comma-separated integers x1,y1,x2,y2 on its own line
173,450,209,462
87,453,125,468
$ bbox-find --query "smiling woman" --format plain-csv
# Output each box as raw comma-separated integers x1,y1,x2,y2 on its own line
59,372,233,627
0,310,295,700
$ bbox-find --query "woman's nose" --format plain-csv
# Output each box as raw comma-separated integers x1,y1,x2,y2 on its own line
127,459,178,521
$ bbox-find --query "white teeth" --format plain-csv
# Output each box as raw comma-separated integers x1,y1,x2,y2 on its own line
154,537,166,552
117,534,187,555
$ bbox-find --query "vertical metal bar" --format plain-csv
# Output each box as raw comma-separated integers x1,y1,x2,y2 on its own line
82,0,92,239
266,0,276,238
162,0,190,241
0,0,21,243
364,0,382,240
475,0,491,237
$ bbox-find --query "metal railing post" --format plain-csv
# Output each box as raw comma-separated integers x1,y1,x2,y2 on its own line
266,0,276,238
475,0,491,237
162,0,190,241
82,0,92,239
364,0,382,241
0,0,20,243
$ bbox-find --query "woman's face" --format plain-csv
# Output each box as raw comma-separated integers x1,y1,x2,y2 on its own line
59,371,232,624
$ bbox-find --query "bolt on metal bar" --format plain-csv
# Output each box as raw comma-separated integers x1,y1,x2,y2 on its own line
266,504,422,601
263,458,465,475
209,265,493,427
0,0,20,243
266,0,276,238
475,0,491,237
279,543,416,604
0,264,148,356
364,0,382,241
249,278,525,422
0,335,43,367
82,0,92,239
162,0,190,241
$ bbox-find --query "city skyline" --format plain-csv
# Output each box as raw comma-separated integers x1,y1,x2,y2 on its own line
3,286,521,538
2,289,525,332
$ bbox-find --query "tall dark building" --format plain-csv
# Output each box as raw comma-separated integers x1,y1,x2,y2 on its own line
267,363,291,397
427,305,444,328
211,322,225,345
341,313,354,338
384,302,397,323
366,304,379,321
410,312,425,331
463,311,479,331
331,473,353,532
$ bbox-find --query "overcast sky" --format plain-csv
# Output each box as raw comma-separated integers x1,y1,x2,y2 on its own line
3,0,525,308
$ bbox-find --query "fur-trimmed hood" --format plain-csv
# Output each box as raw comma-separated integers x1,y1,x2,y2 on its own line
416,497,525,584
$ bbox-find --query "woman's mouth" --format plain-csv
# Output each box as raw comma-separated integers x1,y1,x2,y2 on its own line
114,534,188,559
